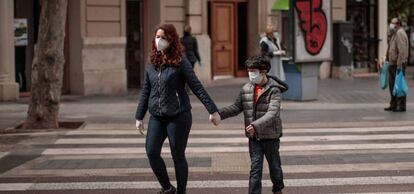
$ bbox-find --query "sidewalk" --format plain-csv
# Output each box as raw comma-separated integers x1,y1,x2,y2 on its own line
1,76,414,130
1,76,414,193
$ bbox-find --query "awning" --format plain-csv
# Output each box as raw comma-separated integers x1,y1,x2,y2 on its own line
272,0,289,11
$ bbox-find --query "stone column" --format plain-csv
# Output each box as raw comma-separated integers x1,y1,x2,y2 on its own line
378,0,388,59
0,0,19,101
187,0,212,84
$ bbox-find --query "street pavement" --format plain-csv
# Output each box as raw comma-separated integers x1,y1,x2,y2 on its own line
1,76,414,193
1,124,414,193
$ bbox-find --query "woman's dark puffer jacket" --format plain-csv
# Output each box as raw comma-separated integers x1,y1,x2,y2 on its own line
135,58,218,120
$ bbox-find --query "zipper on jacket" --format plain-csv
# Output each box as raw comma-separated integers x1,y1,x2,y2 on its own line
176,92,181,109
157,70,162,114
252,85,271,139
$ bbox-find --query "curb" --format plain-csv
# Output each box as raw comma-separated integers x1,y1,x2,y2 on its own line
284,120,414,129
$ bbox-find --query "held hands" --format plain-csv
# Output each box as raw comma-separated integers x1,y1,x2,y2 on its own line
209,112,221,126
246,125,255,135
136,120,146,135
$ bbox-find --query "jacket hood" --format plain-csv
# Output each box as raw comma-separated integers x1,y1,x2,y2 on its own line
267,75,288,93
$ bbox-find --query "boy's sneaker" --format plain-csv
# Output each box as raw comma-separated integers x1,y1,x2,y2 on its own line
274,191,283,194
157,186,176,194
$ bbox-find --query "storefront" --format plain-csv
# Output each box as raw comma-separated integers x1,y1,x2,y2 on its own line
347,0,380,73
0,0,289,101
271,0,388,76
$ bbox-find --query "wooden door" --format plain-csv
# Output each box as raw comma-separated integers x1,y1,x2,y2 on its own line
211,2,235,77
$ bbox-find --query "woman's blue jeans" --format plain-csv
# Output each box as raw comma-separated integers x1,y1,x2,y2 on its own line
145,111,192,194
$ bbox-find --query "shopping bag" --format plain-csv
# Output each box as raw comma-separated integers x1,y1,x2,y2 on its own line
392,69,409,97
379,62,389,90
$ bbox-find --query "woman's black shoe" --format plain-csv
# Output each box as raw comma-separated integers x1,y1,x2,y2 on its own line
384,107,395,111
157,186,176,194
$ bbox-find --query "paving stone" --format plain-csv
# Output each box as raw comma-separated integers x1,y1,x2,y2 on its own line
0,154,40,174
33,157,212,170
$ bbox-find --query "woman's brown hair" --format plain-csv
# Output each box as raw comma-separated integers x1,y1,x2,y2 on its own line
150,24,183,66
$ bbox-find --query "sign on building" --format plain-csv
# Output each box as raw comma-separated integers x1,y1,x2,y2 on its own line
293,0,332,63
14,19,28,46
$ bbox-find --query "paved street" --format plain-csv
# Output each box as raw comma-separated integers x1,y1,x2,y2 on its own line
1,123,414,193
1,76,414,193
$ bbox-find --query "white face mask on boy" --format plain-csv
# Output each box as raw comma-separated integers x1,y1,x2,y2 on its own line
155,37,169,51
248,70,263,84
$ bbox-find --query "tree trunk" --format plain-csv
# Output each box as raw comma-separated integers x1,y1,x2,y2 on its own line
24,0,68,129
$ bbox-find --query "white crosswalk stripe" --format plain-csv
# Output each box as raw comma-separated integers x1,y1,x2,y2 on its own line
53,134,414,144
0,152,8,159
1,125,414,193
1,176,414,191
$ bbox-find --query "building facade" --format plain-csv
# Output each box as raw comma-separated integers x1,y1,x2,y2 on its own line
0,0,389,101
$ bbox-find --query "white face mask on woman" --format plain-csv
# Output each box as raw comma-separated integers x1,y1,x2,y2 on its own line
155,37,169,51
248,70,263,84
389,23,396,32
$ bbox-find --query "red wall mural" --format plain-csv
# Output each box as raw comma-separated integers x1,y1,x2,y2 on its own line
295,0,328,55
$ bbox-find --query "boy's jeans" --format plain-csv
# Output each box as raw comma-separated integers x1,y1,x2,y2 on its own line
248,138,284,194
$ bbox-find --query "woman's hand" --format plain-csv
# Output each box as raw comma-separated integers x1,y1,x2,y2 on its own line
136,120,146,135
209,112,221,126
273,50,286,56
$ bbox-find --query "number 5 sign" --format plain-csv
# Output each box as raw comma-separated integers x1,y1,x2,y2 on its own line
292,0,332,63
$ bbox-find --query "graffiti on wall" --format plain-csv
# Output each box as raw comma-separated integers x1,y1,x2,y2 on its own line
295,0,327,55
293,0,332,62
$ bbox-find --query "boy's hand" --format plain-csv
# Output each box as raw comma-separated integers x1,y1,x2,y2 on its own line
246,125,255,134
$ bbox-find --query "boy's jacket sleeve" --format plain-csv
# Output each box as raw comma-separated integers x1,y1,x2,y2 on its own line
218,91,243,120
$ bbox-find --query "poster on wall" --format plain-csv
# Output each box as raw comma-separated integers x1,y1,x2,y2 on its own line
293,0,332,63
14,19,28,46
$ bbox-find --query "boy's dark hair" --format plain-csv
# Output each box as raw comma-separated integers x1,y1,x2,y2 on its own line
245,55,271,72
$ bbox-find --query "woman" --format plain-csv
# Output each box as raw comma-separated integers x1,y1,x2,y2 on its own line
135,24,221,194
260,25,286,81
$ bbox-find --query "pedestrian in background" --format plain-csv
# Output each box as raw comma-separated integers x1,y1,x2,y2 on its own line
181,25,202,94
260,25,287,81
218,55,287,194
181,25,201,67
384,17,409,112
135,24,221,194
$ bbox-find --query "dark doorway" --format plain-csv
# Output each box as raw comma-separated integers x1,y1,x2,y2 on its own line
126,0,144,88
236,1,248,77
14,0,70,94
347,0,379,72
14,0,40,93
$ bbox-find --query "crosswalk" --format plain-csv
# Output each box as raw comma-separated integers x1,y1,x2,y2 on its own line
1,124,414,193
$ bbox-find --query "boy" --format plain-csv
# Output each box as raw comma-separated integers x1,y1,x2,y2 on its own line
218,55,287,194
